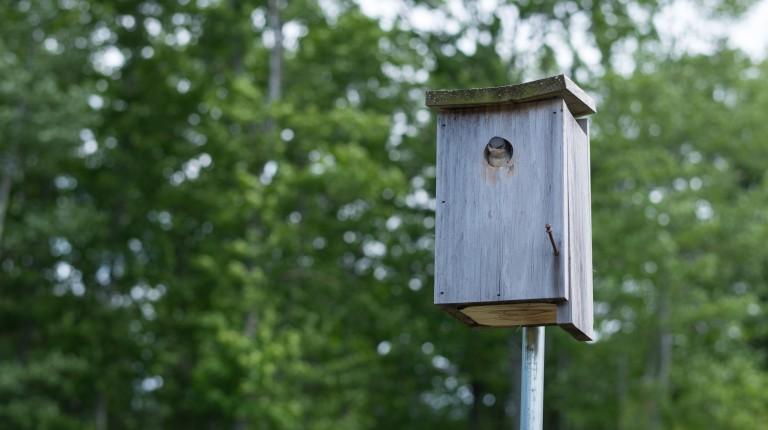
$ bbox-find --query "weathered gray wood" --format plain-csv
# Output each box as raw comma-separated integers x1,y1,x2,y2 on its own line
435,98,567,305
556,114,594,341
429,76,596,341
426,75,596,117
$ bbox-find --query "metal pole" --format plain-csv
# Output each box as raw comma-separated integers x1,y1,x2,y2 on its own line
520,326,545,430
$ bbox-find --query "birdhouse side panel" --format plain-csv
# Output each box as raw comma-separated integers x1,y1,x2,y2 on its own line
434,99,568,305
557,113,594,341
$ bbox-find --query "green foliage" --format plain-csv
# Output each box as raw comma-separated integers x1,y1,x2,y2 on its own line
1,0,767,429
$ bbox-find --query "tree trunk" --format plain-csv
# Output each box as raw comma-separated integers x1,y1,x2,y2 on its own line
653,288,672,429
507,332,521,430
470,380,483,430
616,353,628,430
0,166,13,250
95,394,108,430
234,2,284,429
267,0,283,103
645,284,672,430
555,346,570,430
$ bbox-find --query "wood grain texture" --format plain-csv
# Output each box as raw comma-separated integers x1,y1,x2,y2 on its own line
556,113,594,341
434,98,567,305
460,303,557,327
426,75,596,117
431,91,595,341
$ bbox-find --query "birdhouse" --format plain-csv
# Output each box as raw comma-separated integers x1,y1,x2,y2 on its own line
426,75,596,341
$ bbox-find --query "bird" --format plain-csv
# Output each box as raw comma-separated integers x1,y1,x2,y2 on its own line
485,136,512,167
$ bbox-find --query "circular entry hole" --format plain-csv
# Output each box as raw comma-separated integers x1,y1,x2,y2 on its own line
484,136,513,167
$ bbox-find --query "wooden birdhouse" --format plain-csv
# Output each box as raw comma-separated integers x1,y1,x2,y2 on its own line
426,75,596,341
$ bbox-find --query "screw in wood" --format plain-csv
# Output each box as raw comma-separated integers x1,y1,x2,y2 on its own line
545,224,559,256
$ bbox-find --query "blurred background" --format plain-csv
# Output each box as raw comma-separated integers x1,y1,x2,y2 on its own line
2,0,768,428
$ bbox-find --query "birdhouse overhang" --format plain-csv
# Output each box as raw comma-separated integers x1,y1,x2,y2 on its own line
426,74,596,117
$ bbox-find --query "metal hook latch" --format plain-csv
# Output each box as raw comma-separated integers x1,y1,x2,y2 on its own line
545,224,559,256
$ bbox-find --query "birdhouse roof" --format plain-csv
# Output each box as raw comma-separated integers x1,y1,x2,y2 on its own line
425,75,596,117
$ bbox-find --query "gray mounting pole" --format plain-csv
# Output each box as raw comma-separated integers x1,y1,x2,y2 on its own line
520,326,545,430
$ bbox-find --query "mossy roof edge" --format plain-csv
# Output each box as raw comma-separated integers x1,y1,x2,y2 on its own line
425,75,596,117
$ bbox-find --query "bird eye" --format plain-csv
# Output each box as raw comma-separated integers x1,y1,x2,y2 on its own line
484,136,513,167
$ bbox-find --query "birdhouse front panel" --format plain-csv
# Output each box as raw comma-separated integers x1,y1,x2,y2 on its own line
426,75,596,341
434,98,568,305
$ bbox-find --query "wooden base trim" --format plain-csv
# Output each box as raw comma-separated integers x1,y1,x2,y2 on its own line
438,302,593,341
459,303,557,327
